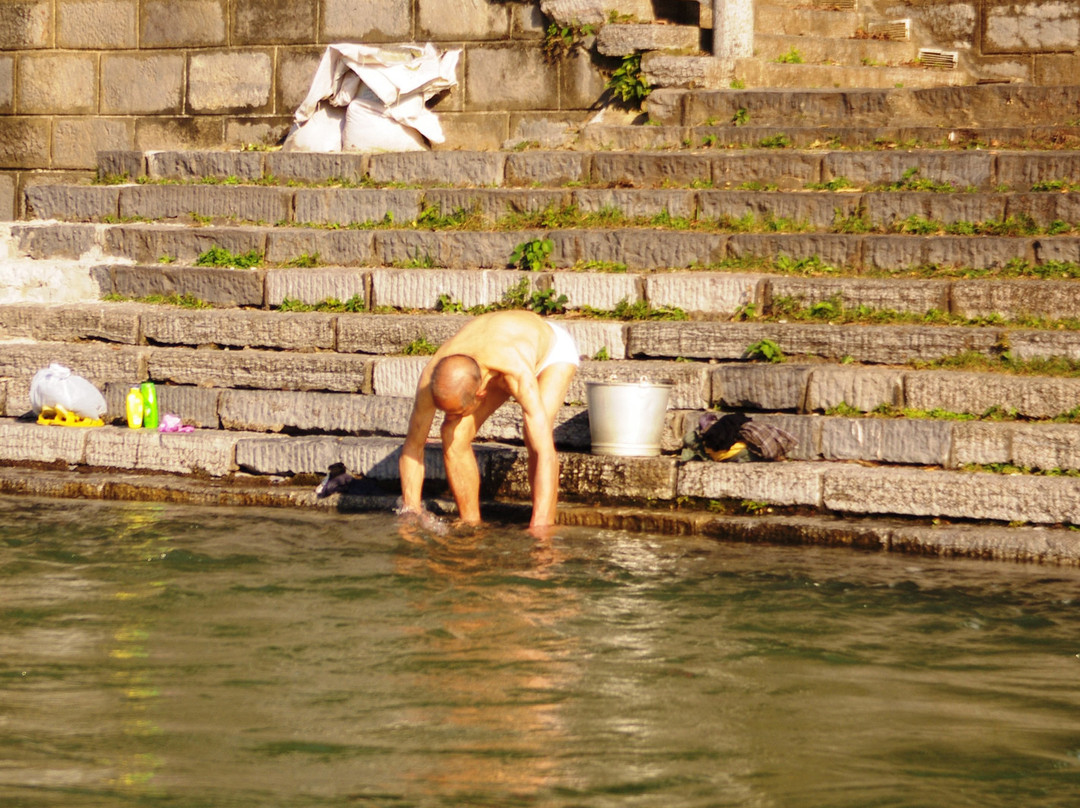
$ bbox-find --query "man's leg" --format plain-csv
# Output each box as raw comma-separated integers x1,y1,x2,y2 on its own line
527,362,577,492
441,386,511,523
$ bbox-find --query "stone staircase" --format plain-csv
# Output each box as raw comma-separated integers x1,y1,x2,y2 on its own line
3,131,1080,562
594,0,974,91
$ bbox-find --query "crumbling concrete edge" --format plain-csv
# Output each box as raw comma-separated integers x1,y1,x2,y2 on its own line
2,466,1077,566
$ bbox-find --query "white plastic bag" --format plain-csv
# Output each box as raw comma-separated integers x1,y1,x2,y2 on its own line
282,102,346,153
29,364,107,419
343,89,427,153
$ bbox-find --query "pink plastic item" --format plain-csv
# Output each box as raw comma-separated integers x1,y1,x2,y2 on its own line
158,413,195,433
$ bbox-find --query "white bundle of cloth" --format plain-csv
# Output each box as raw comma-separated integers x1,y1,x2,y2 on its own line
284,43,460,153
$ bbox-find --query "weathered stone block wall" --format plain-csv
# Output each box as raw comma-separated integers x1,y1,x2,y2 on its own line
0,0,611,217
879,0,1080,84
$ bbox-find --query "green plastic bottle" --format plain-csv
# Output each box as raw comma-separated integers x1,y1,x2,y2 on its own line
140,381,159,430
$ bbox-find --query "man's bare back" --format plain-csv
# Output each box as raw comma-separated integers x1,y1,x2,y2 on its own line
399,310,579,529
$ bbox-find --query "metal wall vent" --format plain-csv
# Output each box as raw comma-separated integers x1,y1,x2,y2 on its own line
918,48,959,69
867,19,910,40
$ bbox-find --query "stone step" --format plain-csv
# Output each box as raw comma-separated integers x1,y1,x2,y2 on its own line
12,220,1080,275
596,22,702,57
647,84,1080,128
86,148,1080,194
734,58,969,90
579,123,1080,150
27,182,1080,234
754,5,862,38
752,33,916,66
5,417,1080,528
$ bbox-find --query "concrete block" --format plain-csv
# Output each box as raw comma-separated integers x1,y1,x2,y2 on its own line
820,417,954,466
98,151,146,181
926,235,1031,270
0,173,16,221
418,0,510,39
560,48,610,109
146,149,268,180
0,342,145,392
821,464,1080,525
727,233,862,269
550,270,642,311
903,370,1080,420
234,433,453,481
57,0,136,48
677,460,824,506
861,191,1007,228
294,188,420,227
1008,329,1080,362
563,320,628,361
17,53,96,115
119,185,290,224
370,268,489,310
141,0,226,47
646,272,763,316
265,229,376,268
823,151,994,190
53,118,133,171
487,451,678,500
597,22,697,56
188,51,273,113
1035,53,1080,85
84,427,237,476
276,48,324,115
952,279,1080,320
983,2,1079,54
11,222,98,260
147,346,370,393
152,384,221,428
1033,237,1080,265
465,45,559,112
861,234,929,271
374,230,535,270
1005,192,1080,227
591,152,711,188
102,54,184,115
422,188,570,222
0,421,87,465
712,363,812,411
265,268,367,308
25,185,120,221
0,1,50,49
372,356,429,397
699,190,856,229
997,153,1080,191
575,188,697,220
571,359,710,409
367,151,507,187
112,264,264,306
102,223,266,266
750,413,818,460
0,119,50,170
135,118,226,152
505,152,592,188
219,389,411,435
951,421,1013,468
233,0,315,44
0,301,141,344
321,0,411,41
336,313,469,355
711,152,824,191
1012,423,1080,472
580,229,727,271
769,276,950,315
805,366,904,412
0,56,12,114
140,308,336,350
434,112,508,149
264,151,366,184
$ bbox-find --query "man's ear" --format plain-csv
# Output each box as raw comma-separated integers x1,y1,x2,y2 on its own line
475,386,487,400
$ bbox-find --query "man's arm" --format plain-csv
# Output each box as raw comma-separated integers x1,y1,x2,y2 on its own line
399,385,436,513
505,372,559,527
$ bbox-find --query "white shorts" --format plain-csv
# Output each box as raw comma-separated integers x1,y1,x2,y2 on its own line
536,322,580,374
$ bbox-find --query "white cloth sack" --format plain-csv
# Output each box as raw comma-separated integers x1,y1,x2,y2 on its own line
29,363,107,419
284,43,460,153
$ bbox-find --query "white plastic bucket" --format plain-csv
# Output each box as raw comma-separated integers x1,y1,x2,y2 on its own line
586,381,672,457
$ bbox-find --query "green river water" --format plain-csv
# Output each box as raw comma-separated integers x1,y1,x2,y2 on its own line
1,495,1078,807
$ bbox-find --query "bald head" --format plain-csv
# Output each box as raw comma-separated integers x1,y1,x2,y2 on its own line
430,354,482,414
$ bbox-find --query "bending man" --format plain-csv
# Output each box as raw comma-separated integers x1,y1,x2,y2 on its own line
399,310,579,529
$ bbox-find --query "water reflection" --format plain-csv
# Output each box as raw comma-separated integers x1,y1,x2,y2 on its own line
1,497,1079,807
